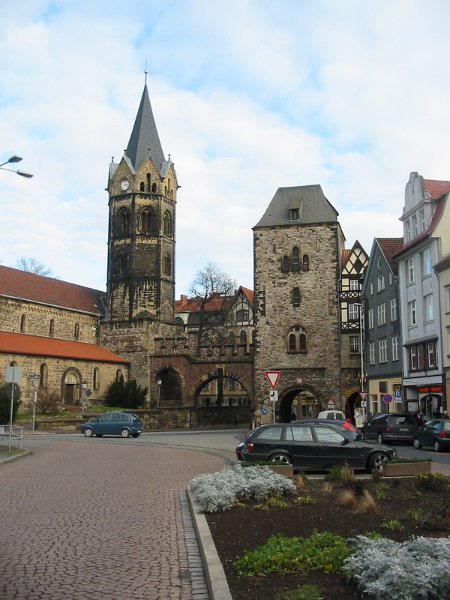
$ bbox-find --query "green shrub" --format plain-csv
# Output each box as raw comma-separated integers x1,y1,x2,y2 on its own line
234,531,351,576
0,383,20,423
105,376,147,409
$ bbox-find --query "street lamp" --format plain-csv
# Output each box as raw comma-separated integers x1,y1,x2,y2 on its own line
0,155,33,178
157,379,162,408
28,372,40,431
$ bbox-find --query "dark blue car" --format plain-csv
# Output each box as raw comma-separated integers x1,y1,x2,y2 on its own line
80,412,142,438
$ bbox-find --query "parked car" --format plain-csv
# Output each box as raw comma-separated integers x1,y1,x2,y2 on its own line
237,422,397,472
317,410,346,421
360,413,419,444
296,419,360,440
413,419,450,452
80,412,143,438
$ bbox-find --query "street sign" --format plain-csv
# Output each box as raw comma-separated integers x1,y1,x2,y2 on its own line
265,371,281,390
359,392,368,401
269,390,278,402
383,394,393,404
361,400,367,408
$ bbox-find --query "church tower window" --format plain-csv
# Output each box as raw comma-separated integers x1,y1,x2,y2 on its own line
20,314,27,333
281,255,290,273
146,173,151,192
292,247,300,272
292,287,301,306
164,255,172,276
49,319,55,337
287,325,308,353
163,212,173,237
302,255,310,271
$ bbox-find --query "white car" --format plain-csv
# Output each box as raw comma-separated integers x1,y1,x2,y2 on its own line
317,410,346,420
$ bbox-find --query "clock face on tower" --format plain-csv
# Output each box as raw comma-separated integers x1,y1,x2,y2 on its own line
120,179,130,191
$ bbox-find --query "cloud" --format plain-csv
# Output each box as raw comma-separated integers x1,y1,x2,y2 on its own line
1,0,449,298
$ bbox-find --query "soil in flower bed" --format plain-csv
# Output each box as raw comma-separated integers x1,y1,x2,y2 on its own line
206,476,450,600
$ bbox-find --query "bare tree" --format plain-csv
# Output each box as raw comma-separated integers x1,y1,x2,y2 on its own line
14,257,55,277
188,262,236,347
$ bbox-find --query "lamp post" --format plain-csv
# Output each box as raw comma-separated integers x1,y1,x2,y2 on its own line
157,379,162,408
81,380,88,412
0,155,33,178
28,373,40,431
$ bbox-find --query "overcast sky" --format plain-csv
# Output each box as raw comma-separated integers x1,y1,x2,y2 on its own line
1,0,449,296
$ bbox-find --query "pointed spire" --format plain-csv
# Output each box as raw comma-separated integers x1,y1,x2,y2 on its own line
126,84,165,173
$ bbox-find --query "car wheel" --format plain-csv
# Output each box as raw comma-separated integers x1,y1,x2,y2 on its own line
368,452,389,472
377,433,384,444
269,453,292,465
84,427,94,438
413,438,422,449
121,428,131,438
433,440,441,453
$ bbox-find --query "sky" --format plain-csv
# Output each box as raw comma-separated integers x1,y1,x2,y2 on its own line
1,0,450,297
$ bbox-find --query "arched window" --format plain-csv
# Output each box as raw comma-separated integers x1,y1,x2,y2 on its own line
229,331,235,344
74,323,80,340
146,173,151,192
303,255,310,271
140,208,152,234
292,247,300,272
40,363,48,388
49,319,55,337
300,333,307,352
292,287,301,306
20,314,27,333
118,252,128,274
164,255,172,276
117,209,130,237
151,182,157,193
116,369,123,381
281,256,290,273
287,326,308,354
163,212,173,237
140,181,145,192
93,368,100,391
288,333,296,352
240,330,247,345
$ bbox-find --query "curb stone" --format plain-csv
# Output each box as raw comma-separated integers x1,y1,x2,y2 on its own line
187,489,233,600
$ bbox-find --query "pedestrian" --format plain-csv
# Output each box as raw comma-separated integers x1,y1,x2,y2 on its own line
414,409,424,428
442,411,449,420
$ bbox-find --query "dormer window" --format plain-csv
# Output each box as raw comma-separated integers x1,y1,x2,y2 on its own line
290,208,299,221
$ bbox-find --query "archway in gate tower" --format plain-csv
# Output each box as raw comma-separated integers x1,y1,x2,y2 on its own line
278,385,321,423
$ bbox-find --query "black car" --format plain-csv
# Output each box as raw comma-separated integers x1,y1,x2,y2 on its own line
360,413,419,445
295,419,360,440
238,422,397,472
80,412,143,438
413,419,450,452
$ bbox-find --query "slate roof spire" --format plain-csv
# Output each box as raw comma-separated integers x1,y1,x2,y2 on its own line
126,83,165,173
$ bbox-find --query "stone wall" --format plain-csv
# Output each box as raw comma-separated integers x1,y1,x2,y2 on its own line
0,297,99,343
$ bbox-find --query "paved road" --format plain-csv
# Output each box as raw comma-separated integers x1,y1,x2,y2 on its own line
0,440,225,600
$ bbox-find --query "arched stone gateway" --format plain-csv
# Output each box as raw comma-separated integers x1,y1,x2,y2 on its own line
277,385,322,423
194,370,251,408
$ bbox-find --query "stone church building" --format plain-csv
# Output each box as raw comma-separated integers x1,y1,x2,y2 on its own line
0,82,365,426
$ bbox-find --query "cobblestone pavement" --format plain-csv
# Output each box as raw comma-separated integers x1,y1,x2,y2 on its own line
0,441,224,600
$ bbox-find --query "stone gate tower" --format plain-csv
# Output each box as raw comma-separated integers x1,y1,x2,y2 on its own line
253,185,345,422
106,83,178,324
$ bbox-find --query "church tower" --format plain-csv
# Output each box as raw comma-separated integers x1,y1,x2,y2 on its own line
106,83,178,324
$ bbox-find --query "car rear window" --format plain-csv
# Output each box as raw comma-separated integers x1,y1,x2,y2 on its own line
391,416,415,425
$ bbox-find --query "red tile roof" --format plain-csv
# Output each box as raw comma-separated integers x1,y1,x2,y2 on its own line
240,287,254,304
424,179,450,200
341,249,351,265
0,266,106,316
0,331,128,364
175,294,233,314
376,238,403,275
